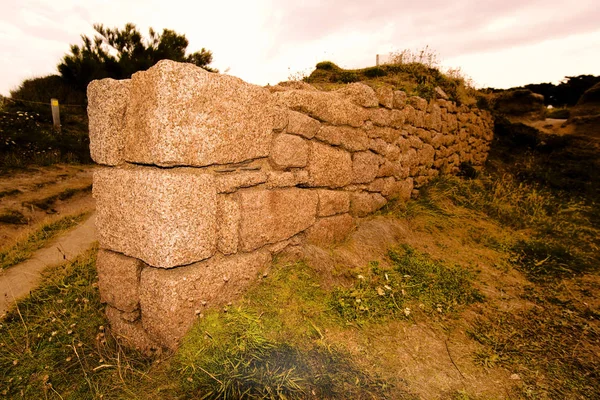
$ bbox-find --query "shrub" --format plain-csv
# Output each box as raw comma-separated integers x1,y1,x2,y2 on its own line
362,67,387,78
315,61,340,71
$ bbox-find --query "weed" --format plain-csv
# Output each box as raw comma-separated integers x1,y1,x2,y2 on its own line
468,301,600,398
330,246,482,323
0,212,89,270
175,263,400,399
511,238,595,281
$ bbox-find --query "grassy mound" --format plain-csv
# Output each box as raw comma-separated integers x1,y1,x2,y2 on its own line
304,60,478,105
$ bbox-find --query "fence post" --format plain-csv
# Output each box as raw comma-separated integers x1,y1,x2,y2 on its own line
376,54,380,66
51,98,61,131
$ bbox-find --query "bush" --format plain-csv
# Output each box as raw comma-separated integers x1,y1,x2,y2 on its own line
338,71,359,83
362,67,387,78
10,75,86,109
315,61,340,71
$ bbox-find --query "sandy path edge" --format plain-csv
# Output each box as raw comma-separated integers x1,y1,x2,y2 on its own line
0,213,97,316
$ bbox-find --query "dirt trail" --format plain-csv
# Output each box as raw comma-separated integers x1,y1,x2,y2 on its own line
0,213,97,316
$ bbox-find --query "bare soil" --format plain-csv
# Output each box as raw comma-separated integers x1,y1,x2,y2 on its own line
0,164,95,248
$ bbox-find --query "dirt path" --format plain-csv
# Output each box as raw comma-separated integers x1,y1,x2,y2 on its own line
0,213,97,316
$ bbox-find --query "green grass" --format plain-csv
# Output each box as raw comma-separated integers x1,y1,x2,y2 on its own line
330,246,482,323
304,58,477,105
0,245,160,399
0,212,89,270
175,261,403,399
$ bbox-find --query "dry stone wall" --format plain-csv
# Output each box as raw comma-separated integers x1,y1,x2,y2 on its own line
88,60,494,351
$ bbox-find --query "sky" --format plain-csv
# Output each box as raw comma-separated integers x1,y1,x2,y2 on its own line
1,0,599,97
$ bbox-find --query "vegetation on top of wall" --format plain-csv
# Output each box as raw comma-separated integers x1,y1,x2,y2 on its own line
304,49,478,105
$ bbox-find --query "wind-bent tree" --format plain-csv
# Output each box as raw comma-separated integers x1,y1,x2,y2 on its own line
58,23,215,92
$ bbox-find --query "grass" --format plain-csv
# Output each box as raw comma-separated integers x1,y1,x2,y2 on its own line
468,294,600,398
0,246,161,399
330,246,482,323
304,55,477,105
0,212,89,270
22,184,92,211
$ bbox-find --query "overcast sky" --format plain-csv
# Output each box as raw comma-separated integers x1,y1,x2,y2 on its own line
1,0,599,97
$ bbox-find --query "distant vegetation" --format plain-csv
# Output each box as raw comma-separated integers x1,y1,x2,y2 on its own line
485,74,600,107
2,23,215,170
58,23,216,93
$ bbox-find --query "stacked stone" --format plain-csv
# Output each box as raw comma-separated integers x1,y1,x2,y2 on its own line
87,60,493,352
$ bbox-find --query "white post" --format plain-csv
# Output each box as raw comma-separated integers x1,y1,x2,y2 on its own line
376,54,380,66
51,98,61,131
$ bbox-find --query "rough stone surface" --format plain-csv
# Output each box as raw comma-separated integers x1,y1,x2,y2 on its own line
393,90,407,109
217,195,239,255
376,86,394,108
123,60,278,167
307,141,353,187
317,126,369,152
271,134,309,168
408,96,428,111
350,192,387,217
286,110,320,138
306,214,355,244
106,306,160,354
265,170,309,188
94,167,217,268
97,249,142,312
139,251,272,348
352,151,382,183
216,171,267,193
317,190,350,216
238,188,318,251
274,89,368,127
87,78,130,165
336,83,379,108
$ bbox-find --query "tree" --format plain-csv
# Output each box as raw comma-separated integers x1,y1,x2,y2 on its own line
58,23,215,92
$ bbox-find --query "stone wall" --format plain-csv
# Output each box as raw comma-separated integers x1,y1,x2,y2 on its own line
88,60,494,351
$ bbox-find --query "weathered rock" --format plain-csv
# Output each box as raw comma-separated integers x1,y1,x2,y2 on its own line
317,190,350,216
274,89,368,127
369,108,393,126
216,170,267,194
271,134,309,168
122,60,279,167
375,86,394,108
87,78,130,165
94,167,217,268
352,151,382,183
97,249,142,312
393,90,407,109
306,214,355,244
287,110,320,138
336,83,379,107
139,251,272,348
217,195,239,255
307,142,353,187
408,96,428,111
367,177,396,196
434,87,449,100
265,170,309,189
106,306,160,354
238,188,318,251
350,192,387,216
394,178,414,200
